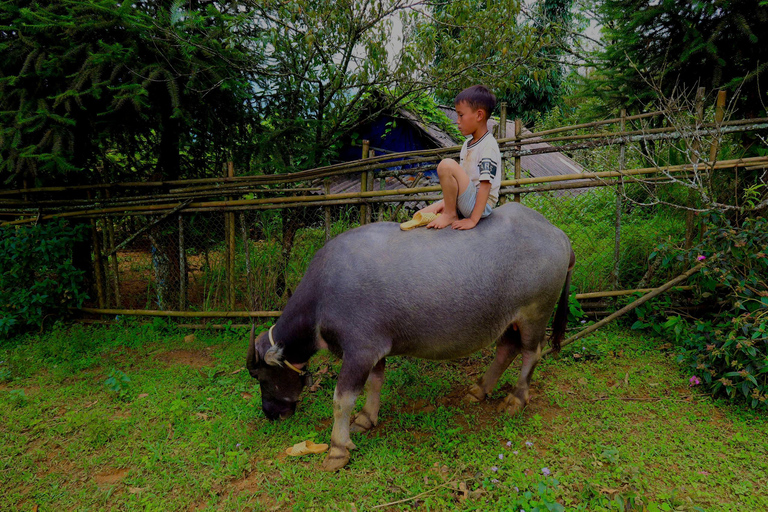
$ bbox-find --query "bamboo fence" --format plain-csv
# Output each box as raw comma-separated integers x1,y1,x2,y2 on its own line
3,92,766,321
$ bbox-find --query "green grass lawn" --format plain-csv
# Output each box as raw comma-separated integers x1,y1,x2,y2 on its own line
1,322,766,511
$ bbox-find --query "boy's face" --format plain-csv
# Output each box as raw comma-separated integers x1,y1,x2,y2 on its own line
455,101,486,137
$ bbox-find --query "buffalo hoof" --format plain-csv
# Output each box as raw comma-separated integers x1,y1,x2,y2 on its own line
465,383,486,403
350,411,376,433
498,394,526,416
321,446,350,471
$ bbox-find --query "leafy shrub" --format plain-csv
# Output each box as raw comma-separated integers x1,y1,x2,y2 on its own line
0,219,89,338
633,212,768,409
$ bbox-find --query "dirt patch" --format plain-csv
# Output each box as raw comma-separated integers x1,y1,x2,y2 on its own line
93,468,130,487
232,470,267,493
156,349,214,368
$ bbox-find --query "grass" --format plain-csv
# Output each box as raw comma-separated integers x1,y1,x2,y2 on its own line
2,322,766,511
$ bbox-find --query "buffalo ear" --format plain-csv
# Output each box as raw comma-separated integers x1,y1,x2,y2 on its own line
264,344,284,367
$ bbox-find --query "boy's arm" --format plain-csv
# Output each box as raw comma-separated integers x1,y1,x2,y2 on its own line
452,181,491,230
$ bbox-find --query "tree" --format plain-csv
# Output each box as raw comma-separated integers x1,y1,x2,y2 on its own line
583,0,768,117
0,0,255,187
427,0,577,122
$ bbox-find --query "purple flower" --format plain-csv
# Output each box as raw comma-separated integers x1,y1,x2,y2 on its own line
513,451,519,455
491,478,500,484
498,453,504,460
525,441,534,448
697,255,706,261
491,466,499,472
506,441,512,447
541,467,551,476
236,443,241,448
689,376,701,387
514,486,519,492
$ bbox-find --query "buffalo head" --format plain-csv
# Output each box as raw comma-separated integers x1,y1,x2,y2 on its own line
246,325,311,421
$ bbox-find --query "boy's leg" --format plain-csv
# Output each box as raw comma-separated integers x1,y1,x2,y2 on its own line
419,199,443,215
428,158,470,229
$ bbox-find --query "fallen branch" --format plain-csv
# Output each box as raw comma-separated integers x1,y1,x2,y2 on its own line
545,263,705,356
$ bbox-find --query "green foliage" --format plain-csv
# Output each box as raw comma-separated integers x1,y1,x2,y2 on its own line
0,219,88,338
0,0,255,184
400,92,463,141
583,0,768,116
104,368,131,399
633,213,768,409
427,0,577,122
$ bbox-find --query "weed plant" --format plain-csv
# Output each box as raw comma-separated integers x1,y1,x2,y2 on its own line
631,213,768,410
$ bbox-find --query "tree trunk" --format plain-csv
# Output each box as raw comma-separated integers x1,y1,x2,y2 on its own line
149,99,182,309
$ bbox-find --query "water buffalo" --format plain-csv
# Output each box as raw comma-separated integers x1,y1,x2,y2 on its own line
246,202,575,471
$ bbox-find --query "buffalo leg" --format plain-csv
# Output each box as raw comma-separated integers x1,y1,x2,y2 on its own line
351,358,386,433
321,357,375,471
500,323,546,415
466,327,521,402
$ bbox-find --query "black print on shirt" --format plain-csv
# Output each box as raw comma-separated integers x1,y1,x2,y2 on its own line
478,158,498,180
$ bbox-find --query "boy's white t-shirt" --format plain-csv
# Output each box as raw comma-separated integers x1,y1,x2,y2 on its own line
459,131,502,209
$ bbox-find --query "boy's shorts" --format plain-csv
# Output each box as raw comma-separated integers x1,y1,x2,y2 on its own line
457,181,493,219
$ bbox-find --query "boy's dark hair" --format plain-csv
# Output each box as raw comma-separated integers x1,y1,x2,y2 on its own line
454,85,496,119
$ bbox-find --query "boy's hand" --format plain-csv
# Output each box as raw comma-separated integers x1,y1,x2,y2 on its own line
452,218,478,230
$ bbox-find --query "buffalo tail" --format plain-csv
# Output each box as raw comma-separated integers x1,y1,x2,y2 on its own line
550,249,575,352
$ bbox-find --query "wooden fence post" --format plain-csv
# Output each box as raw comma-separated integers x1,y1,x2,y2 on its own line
513,119,522,203
367,149,375,224
324,178,331,242
709,90,727,162
227,161,236,310
498,103,508,205
179,214,187,310
105,190,121,308
360,139,370,225
612,108,626,290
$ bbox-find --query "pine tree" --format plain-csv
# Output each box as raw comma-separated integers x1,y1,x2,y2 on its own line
585,0,768,116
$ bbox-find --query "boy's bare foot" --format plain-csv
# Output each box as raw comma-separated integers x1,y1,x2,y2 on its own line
427,213,457,229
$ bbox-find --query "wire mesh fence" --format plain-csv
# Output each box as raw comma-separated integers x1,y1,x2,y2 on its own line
3,98,766,320
90,178,682,315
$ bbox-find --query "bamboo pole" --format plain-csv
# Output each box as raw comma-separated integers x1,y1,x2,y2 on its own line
612,108,626,290
105,200,191,257
360,140,370,225
543,263,705,356
178,214,187,310
709,90,727,162
73,284,696,321
7,156,768,224
75,307,282,318
324,178,331,242
366,149,375,224
227,161,236,310
500,110,670,142
574,286,694,300
503,122,768,159
514,119,522,203
106,190,121,308
3,115,767,201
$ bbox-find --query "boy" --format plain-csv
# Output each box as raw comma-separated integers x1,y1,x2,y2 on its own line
420,85,502,230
